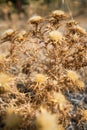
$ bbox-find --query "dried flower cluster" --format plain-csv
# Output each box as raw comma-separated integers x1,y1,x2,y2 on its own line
0,10,87,130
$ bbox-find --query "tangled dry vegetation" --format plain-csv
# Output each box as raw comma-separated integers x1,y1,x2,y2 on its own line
0,10,87,130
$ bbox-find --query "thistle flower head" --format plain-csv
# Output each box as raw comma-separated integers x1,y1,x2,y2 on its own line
52,92,67,104
76,80,85,90
19,30,27,36
36,107,58,130
67,70,80,82
66,20,78,27
72,33,79,42
16,30,27,42
34,73,47,84
51,92,70,111
49,30,63,41
81,109,87,121
52,10,65,18
28,15,43,24
2,29,14,38
73,25,87,35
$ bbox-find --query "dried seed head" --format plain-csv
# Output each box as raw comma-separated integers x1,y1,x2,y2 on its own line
76,80,85,90
49,30,63,41
73,25,87,35
28,15,43,24
34,73,47,84
18,30,27,36
66,20,78,27
52,92,69,111
81,109,87,121
2,29,14,38
51,10,65,18
72,33,79,42
52,92,67,104
67,70,80,82
36,107,58,130
15,30,27,42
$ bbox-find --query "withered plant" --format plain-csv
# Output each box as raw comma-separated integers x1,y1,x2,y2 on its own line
0,10,87,130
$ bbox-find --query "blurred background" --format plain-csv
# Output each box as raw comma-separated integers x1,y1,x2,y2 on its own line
0,0,87,30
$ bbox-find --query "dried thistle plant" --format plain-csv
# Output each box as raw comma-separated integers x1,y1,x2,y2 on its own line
0,10,87,130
